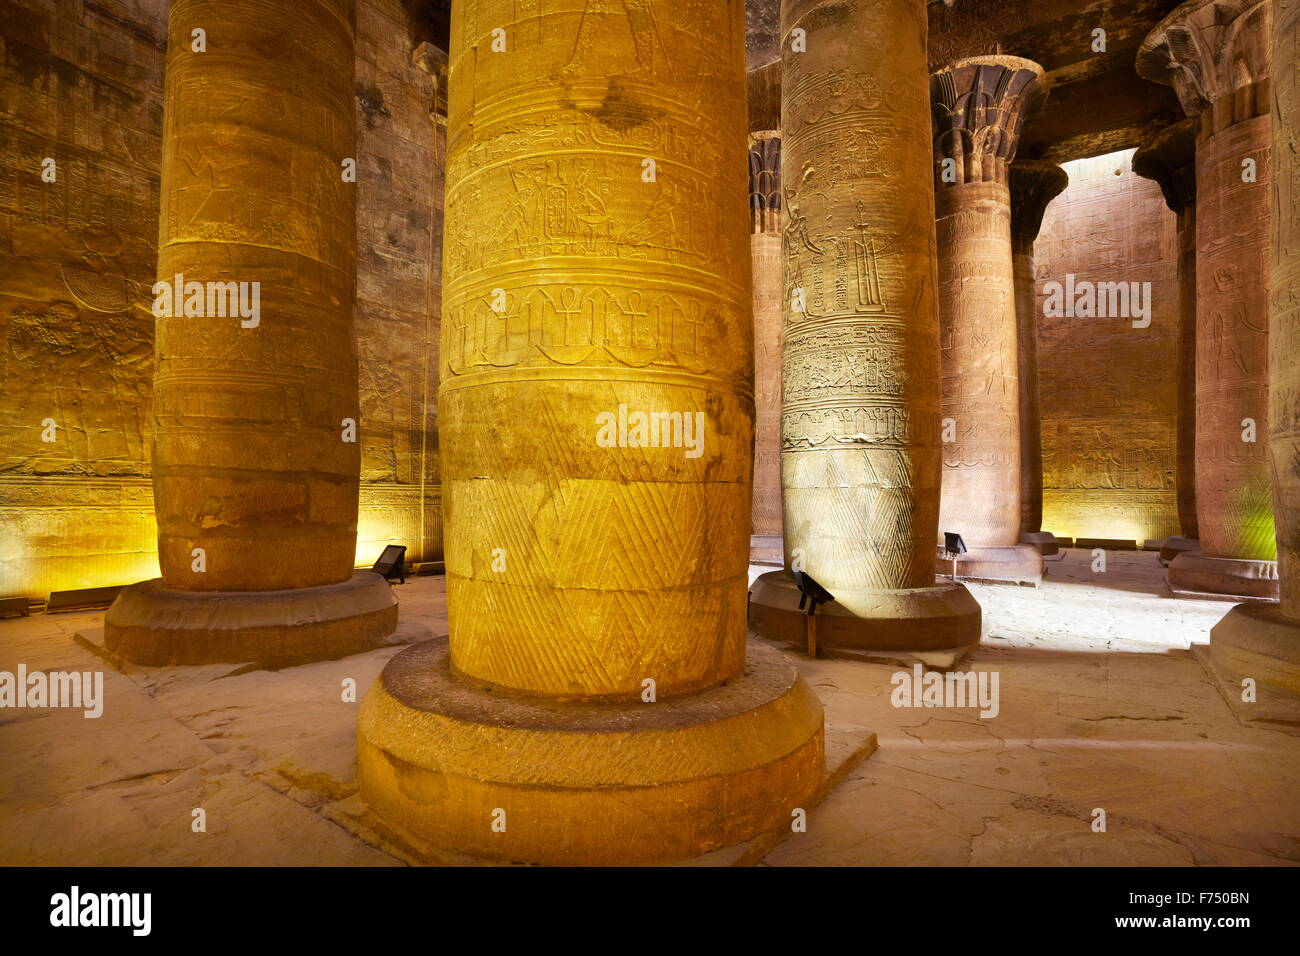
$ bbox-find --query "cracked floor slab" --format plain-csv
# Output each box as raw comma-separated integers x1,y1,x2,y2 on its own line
1,551,1297,866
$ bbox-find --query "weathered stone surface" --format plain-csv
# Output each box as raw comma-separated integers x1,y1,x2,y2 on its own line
1273,0,1300,621
1133,119,1199,540
147,0,360,592
0,0,444,601
750,131,783,553
104,571,398,668
932,56,1045,584
360,0,824,865
1140,0,1277,596
755,0,979,654
1035,152,1181,544
929,0,1185,163
354,6,446,568
1201,0,1300,715
0,0,167,597
1009,160,1068,539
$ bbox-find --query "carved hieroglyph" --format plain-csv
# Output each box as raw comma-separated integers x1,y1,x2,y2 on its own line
1034,154,1181,546
358,0,824,866
0,0,445,599
1009,160,1068,537
745,0,980,660
1139,0,1277,594
931,56,1045,580
148,0,361,592
1202,0,1300,706
102,0,396,666
1133,120,1200,541
779,0,944,594
750,131,784,542
0,0,165,598
437,0,754,700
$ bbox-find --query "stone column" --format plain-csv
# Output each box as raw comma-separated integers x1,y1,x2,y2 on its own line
1133,119,1201,563
357,0,823,866
1009,159,1068,557
931,56,1047,585
1205,0,1300,708
1138,0,1278,599
749,0,982,665
750,130,785,565
413,41,449,567
103,0,396,667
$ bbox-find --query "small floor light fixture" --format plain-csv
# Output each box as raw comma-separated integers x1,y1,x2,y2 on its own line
371,544,408,585
793,570,834,658
943,532,967,582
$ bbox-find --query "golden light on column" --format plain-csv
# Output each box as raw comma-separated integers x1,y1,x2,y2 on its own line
1205,0,1300,704
357,0,824,865
103,0,396,666
748,0,982,664
1139,0,1277,599
931,56,1047,585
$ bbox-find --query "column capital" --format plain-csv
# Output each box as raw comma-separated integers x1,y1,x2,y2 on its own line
1132,119,1198,216
747,130,781,234
1009,160,1068,253
1136,0,1272,132
931,55,1047,187
412,41,448,123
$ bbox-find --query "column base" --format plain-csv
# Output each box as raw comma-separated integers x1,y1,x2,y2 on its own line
1195,603,1300,732
1159,535,1199,565
1019,531,1061,557
748,570,982,667
934,545,1044,586
749,534,784,566
1166,551,1279,601
104,570,398,668
356,637,825,865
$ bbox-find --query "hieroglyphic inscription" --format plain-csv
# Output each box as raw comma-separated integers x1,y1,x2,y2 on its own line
779,0,942,593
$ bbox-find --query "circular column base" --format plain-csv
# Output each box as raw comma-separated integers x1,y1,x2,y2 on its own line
1207,603,1300,700
104,571,398,668
1159,536,1200,565
748,570,982,666
934,545,1044,586
1019,531,1060,557
356,637,825,865
1166,551,1279,600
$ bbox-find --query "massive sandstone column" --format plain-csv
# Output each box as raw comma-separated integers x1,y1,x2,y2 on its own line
749,0,982,664
1206,0,1300,705
1138,0,1278,598
103,0,396,666
931,56,1047,585
750,130,785,565
357,0,823,865
1133,119,1201,562
1009,159,1068,557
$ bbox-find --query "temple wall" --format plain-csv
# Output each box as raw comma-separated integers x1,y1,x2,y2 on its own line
1035,149,1180,543
0,0,442,599
0,0,167,598
353,0,443,568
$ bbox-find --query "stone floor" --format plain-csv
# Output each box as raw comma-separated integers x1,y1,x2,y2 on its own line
1,549,1297,866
